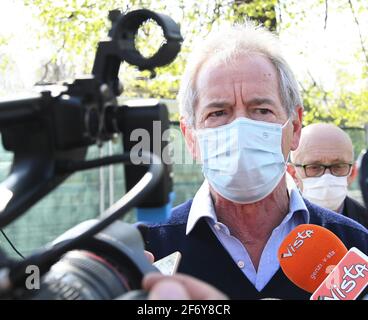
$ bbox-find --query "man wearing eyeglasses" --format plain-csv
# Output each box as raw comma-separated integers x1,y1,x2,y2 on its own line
288,123,368,228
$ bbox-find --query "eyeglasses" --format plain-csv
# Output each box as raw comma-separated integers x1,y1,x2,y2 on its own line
292,163,353,177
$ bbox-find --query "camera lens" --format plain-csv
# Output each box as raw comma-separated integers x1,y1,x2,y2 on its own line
31,250,131,300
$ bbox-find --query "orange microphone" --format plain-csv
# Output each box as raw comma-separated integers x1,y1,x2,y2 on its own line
278,224,368,300
278,224,347,293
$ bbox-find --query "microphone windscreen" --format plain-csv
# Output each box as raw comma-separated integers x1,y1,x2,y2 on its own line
278,224,347,293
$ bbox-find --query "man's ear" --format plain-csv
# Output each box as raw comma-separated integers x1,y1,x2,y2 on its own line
287,163,297,180
290,105,303,151
180,117,200,160
287,162,303,190
347,162,358,186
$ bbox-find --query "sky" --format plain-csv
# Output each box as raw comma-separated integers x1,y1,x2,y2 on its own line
0,0,367,95
0,0,50,93
279,0,368,93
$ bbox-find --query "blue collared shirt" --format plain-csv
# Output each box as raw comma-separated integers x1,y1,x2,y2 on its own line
186,176,310,291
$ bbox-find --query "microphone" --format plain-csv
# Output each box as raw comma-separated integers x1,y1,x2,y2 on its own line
278,224,368,300
310,247,368,300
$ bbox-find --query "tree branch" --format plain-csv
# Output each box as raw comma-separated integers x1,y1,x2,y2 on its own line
324,0,328,30
276,0,283,31
307,69,329,106
348,0,368,67
35,39,66,85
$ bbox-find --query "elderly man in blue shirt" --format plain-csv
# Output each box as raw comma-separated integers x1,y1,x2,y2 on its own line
140,21,368,300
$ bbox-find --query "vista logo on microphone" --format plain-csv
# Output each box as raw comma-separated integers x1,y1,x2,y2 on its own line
311,248,368,300
278,224,348,293
281,229,314,258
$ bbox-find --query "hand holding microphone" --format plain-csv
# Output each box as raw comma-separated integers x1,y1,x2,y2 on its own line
278,224,368,300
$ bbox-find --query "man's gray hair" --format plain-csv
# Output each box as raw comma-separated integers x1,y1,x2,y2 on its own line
178,21,302,127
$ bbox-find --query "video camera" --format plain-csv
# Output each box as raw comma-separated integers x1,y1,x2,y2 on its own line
0,8,183,299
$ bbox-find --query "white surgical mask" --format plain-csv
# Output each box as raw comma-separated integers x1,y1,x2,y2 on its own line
302,174,348,211
196,117,289,204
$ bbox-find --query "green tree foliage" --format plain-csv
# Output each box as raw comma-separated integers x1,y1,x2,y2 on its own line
278,0,368,128
0,36,11,71
13,0,368,128
22,0,276,99
226,0,277,30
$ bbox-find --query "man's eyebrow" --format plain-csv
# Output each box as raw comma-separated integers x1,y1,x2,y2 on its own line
303,159,350,165
200,97,276,110
201,101,232,110
245,97,277,107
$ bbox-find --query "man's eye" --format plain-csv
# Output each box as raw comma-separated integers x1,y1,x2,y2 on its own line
307,165,323,171
256,108,272,115
209,110,226,117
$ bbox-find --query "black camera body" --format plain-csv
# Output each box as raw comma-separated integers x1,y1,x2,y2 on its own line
0,8,182,299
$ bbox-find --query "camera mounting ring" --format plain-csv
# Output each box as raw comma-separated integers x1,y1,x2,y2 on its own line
109,9,183,71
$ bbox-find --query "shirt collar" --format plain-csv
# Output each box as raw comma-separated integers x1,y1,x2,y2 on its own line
186,174,310,235
186,180,216,235
283,185,310,227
